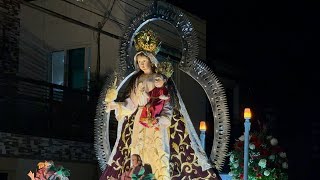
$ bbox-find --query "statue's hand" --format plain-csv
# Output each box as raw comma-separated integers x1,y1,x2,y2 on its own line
159,95,169,100
27,171,35,180
152,118,159,125
106,102,118,112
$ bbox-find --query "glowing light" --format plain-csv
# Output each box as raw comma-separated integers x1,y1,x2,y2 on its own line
199,121,206,131
244,108,252,119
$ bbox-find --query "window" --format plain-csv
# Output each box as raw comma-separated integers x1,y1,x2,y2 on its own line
67,48,85,90
51,51,65,86
50,47,91,91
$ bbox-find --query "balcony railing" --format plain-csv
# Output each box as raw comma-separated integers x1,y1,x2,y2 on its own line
0,73,98,142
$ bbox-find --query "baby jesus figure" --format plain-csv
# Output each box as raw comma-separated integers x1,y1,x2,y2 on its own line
139,73,169,130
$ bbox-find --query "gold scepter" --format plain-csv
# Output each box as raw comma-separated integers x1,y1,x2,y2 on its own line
105,75,118,103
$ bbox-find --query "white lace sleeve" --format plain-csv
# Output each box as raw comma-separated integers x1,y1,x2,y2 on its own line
114,98,137,121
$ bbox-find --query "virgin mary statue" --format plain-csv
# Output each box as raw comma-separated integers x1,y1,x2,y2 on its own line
100,29,221,180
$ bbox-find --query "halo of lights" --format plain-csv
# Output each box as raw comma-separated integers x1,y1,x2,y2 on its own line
94,1,230,171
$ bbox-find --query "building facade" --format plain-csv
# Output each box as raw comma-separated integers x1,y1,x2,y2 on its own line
1,0,241,179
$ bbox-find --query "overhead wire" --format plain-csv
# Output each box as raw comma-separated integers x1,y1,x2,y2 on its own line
118,0,206,46
59,0,125,27
131,0,147,8
90,0,108,13
100,0,116,26
115,0,184,50
44,0,206,50
60,0,205,46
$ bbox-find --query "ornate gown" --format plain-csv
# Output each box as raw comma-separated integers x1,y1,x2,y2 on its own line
100,73,221,180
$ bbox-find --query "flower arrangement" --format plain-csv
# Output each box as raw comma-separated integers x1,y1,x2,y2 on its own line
228,132,288,180
27,160,70,180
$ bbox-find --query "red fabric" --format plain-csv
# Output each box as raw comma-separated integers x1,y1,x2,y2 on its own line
139,87,169,127
149,87,168,118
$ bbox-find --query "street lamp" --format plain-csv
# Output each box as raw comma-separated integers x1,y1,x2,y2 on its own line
199,121,206,149
243,108,252,180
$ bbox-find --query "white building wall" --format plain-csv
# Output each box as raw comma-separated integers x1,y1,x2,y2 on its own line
19,0,206,78
18,0,212,137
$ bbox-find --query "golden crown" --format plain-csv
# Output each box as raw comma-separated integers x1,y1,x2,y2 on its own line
155,61,174,78
134,29,161,54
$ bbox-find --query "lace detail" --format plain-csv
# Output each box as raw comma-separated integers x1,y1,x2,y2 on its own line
107,117,126,165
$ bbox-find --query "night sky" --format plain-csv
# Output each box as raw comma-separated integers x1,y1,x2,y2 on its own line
168,0,305,107
168,0,316,178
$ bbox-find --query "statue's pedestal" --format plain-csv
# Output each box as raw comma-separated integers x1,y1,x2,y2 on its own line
220,174,232,180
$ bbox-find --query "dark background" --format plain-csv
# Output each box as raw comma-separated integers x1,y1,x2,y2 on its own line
168,0,316,178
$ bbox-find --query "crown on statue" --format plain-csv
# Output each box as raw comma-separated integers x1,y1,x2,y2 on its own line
134,29,161,54
155,61,174,78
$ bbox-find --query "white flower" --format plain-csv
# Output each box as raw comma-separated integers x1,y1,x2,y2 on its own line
279,152,287,158
233,162,239,168
270,138,278,146
264,170,270,176
229,154,234,163
249,143,255,150
268,155,275,160
258,159,267,168
239,135,244,141
282,162,288,169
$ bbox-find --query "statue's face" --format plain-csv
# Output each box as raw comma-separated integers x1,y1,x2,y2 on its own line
131,155,139,166
136,55,152,73
154,74,165,88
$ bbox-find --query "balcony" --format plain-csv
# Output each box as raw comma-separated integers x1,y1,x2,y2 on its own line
0,73,98,143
